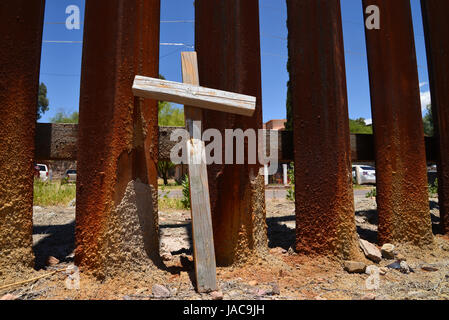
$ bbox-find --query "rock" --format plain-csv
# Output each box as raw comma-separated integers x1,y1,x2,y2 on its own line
396,253,406,261
422,265,438,272
66,252,75,259
381,243,395,259
379,267,388,276
344,261,366,274
361,293,376,300
271,283,280,295
359,239,382,263
388,261,411,274
161,252,172,261
65,264,78,275
210,291,223,300
365,265,380,275
0,294,18,300
407,290,428,299
248,280,258,286
136,288,148,295
400,261,411,274
68,199,76,207
256,289,266,296
386,261,401,270
270,247,287,255
46,256,59,266
152,284,171,298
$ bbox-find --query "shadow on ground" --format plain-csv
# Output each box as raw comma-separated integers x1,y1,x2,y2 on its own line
33,221,75,270
355,200,442,244
31,200,441,270
267,215,295,250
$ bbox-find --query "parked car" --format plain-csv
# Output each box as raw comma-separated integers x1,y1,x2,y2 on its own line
35,164,49,181
352,165,376,185
64,169,77,183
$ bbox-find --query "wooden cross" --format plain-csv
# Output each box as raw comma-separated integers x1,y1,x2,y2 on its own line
133,52,256,293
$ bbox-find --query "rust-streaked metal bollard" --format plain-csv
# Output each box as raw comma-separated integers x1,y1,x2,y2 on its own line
363,0,433,245
0,0,45,273
421,0,449,235
75,0,161,278
287,0,361,259
195,0,268,266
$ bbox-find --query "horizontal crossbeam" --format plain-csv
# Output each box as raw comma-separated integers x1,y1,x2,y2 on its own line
132,76,256,117
34,123,438,163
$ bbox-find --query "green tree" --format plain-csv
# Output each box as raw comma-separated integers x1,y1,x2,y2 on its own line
158,101,185,127
158,160,175,186
51,111,79,124
423,105,434,137
349,118,373,134
37,83,50,120
158,74,185,127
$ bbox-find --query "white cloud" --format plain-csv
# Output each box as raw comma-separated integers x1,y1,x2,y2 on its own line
421,90,431,111
419,82,428,88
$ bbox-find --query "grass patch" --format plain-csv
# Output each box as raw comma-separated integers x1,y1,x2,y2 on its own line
34,179,76,207
353,184,372,190
158,198,186,210
158,185,182,190
365,188,377,198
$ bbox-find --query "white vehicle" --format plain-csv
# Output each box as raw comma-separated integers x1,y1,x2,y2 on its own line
64,169,77,183
36,164,49,181
352,165,376,185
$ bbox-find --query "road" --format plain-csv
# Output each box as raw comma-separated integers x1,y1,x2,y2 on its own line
159,187,373,200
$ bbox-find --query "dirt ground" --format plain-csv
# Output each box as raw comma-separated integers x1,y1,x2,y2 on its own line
1,193,449,300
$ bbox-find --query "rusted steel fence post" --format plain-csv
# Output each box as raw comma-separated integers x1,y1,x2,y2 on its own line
362,0,433,245
195,0,268,266
0,0,45,274
421,0,449,235
287,0,361,259
76,0,161,278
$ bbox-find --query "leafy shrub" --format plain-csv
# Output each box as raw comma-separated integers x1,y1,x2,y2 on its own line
366,188,377,198
181,175,191,209
61,176,69,185
429,178,438,196
286,163,295,201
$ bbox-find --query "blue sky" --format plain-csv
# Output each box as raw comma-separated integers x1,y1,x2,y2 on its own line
38,0,431,124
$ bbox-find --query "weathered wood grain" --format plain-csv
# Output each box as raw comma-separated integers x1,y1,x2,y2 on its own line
186,139,217,292
181,52,203,137
182,51,217,293
132,75,256,117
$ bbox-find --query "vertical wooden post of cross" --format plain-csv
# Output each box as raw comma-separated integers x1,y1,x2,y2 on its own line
181,51,218,293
